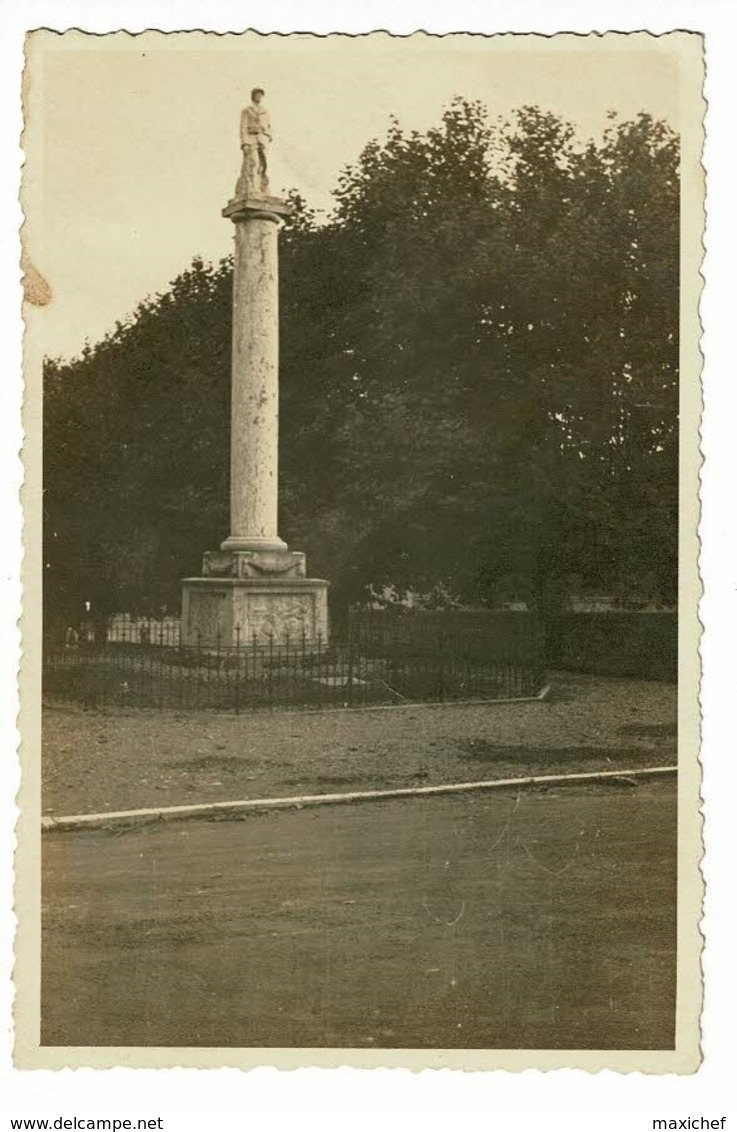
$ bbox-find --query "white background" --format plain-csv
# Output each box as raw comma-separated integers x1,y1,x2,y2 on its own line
1,1,734,1128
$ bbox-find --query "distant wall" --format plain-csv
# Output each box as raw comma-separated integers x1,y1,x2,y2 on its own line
549,612,677,681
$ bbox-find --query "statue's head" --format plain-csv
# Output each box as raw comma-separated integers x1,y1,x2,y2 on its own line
251,87,265,104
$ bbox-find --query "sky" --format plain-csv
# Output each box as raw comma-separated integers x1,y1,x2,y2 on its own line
24,31,681,361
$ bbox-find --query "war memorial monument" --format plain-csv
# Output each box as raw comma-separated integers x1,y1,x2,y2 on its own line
181,89,330,647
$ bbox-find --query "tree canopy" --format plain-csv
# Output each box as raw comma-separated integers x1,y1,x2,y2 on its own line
43,100,679,627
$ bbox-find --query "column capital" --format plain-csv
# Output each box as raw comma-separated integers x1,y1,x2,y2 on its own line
222,195,293,223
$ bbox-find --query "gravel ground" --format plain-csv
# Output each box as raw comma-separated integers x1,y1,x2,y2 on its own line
42,672,677,817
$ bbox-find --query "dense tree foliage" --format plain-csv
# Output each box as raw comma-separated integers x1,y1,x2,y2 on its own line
43,100,679,627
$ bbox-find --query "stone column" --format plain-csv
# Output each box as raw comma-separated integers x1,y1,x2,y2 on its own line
221,197,290,552
181,192,329,649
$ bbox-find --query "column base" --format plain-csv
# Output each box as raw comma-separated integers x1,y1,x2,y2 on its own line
220,535,288,553
207,547,303,578
181,576,329,648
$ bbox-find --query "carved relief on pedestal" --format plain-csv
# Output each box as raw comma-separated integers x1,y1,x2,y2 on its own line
203,550,307,579
236,551,306,578
202,552,237,578
239,595,313,645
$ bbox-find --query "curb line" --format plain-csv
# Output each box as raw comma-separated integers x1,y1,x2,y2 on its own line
286,682,554,715
42,763,677,833
43,683,553,719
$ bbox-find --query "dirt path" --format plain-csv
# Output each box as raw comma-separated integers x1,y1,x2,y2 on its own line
42,672,677,817
42,779,677,1049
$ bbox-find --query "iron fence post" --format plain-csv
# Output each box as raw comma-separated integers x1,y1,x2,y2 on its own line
346,632,354,707
317,631,324,707
195,628,202,710
285,630,291,709
235,624,241,714
267,632,274,707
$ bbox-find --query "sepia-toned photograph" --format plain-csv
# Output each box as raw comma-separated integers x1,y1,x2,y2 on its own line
18,29,703,1071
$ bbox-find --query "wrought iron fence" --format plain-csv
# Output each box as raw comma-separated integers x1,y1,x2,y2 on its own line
43,616,545,712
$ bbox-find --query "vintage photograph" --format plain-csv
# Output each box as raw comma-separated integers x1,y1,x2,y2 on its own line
19,29,703,1069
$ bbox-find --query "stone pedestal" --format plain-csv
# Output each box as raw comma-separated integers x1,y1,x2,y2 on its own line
182,577,329,649
181,192,329,648
182,547,328,647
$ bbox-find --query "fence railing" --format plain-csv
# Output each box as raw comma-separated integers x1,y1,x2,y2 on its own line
43,616,545,713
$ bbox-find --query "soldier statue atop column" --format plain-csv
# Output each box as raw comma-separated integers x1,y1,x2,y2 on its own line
236,87,272,198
